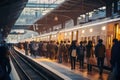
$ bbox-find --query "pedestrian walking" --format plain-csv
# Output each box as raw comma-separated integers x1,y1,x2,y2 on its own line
95,39,106,76
110,39,120,80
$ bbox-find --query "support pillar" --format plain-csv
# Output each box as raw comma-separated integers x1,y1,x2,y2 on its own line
106,1,112,17
73,17,77,26
61,22,65,29
113,0,118,13
85,13,89,22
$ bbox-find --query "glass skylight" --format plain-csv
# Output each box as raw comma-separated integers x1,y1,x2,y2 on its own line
15,0,65,25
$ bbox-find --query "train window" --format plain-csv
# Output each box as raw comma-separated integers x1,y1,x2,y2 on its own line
81,37,83,41
97,36,100,41
118,27,120,40
115,23,120,40
83,37,87,44
84,37,87,41
88,37,91,41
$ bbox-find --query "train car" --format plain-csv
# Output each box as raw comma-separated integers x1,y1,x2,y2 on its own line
58,17,120,66
58,17,120,48
37,17,120,67
38,31,58,42
38,17,120,47
31,17,120,67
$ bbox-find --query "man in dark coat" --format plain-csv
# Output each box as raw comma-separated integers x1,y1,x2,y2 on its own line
95,39,106,76
110,39,120,80
77,41,85,69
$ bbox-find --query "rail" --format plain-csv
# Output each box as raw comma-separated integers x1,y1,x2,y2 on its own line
10,47,64,80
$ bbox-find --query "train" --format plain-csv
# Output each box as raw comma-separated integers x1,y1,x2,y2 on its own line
27,17,120,49
21,17,120,67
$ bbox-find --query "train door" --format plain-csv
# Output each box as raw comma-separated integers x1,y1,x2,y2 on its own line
81,37,84,42
114,23,120,40
106,35,113,49
72,30,78,41
65,31,72,42
106,23,120,67
58,32,64,42
106,23,120,49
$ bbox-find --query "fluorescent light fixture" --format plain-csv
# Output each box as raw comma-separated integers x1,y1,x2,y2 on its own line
82,30,85,33
101,26,106,30
89,28,93,32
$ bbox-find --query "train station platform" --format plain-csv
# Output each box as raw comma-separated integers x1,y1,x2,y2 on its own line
10,59,20,80
15,47,110,80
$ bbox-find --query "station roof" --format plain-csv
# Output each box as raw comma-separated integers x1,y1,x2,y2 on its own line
0,0,28,38
30,0,106,32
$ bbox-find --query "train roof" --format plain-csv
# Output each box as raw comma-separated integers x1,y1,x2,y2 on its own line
38,17,120,36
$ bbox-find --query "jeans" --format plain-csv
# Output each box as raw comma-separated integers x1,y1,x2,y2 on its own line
97,57,104,75
70,57,76,69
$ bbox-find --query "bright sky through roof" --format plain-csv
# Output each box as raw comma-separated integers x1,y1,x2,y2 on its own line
28,0,65,4
15,0,65,25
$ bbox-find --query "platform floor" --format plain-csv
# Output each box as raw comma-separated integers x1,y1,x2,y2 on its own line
32,56,110,80
15,48,110,80
10,59,20,80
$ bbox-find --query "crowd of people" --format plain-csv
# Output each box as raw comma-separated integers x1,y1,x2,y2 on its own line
18,38,120,80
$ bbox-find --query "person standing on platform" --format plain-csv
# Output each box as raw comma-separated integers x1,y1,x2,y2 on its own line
66,41,71,63
110,39,120,80
29,41,34,56
58,41,64,63
95,39,106,76
77,41,85,69
86,40,93,73
24,41,29,55
63,41,68,63
69,40,77,70
0,41,11,80
32,41,38,58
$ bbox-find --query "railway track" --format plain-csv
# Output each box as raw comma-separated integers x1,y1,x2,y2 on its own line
10,48,63,80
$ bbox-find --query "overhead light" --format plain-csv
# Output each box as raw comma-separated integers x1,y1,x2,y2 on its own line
90,28,93,32
82,30,85,33
65,33,67,36
101,26,106,30
69,32,71,35
54,16,58,21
